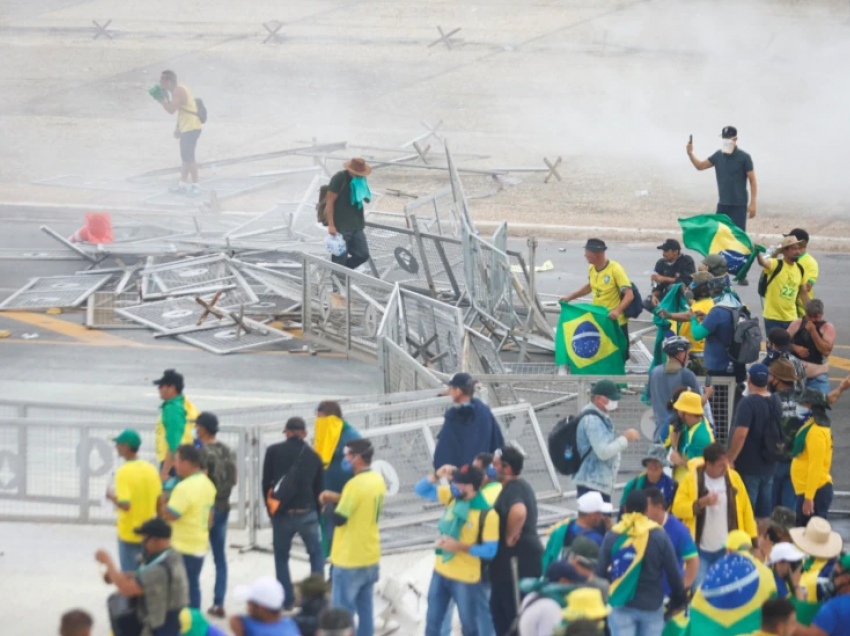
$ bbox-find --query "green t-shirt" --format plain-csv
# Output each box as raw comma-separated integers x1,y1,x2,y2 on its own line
329,171,365,233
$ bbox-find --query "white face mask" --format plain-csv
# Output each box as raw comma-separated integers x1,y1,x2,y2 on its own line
721,138,735,154
606,400,619,412
795,406,811,420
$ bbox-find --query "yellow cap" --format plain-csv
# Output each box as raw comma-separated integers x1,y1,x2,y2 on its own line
562,587,611,622
673,391,703,416
725,529,753,552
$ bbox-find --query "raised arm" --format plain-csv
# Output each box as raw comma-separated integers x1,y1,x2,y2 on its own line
686,141,713,171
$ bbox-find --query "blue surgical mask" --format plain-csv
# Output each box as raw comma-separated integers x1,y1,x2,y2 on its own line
450,484,463,499
795,406,812,420
486,464,498,479
341,458,353,473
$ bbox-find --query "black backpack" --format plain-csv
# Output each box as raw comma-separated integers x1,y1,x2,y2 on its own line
622,282,643,319
548,412,592,476
195,98,208,123
758,259,804,298
719,305,762,365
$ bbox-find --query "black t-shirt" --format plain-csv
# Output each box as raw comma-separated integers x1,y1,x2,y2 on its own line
708,147,754,206
328,170,365,233
654,255,696,295
489,478,543,581
732,393,782,476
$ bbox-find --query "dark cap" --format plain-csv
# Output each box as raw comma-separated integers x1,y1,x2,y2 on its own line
452,464,484,490
748,363,770,388
786,228,810,244
721,126,738,139
545,561,587,584
134,517,172,539
153,369,184,391
195,412,219,434
285,416,306,432
448,372,476,389
799,388,831,411
568,536,600,567
584,238,607,253
590,379,622,400
702,254,728,276
657,239,681,251
768,328,792,352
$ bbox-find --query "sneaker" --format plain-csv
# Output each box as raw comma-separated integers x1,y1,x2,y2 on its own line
168,184,187,194
738,278,749,286
187,185,201,198
207,606,226,619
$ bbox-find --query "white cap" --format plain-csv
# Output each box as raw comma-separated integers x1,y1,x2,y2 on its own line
234,576,285,610
577,491,613,514
767,542,806,566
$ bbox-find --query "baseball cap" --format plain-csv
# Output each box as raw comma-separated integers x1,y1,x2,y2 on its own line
590,379,621,401
702,254,728,276
577,491,613,514
767,542,806,566
134,517,172,539
584,238,607,253
721,126,738,139
546,561,586,584
195,412,219,434
113,429,141,450
235,576,285,611
152,369,184,391
657,239,681,251
452,465,484,490
285,417,306,432
568,536,601,568
748,363,770,388
447,372,476,389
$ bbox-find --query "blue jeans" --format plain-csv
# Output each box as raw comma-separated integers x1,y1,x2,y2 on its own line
426,572,480,636
182,554,205,609
696,548,725,587
796,483,834,526
440,582,494,636
609,606,664,636
741,473,774,518
272,510,325,610
331,564,379,636
118,540,143,572
209,508,229,606
806,373,830,395
773,461,796,511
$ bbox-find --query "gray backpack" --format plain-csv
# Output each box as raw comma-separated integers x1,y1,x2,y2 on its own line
721,305,761,364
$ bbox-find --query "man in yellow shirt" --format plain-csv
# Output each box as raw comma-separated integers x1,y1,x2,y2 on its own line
106,429,161,571
757,236,805,339
790,390,834,526
153,369,199,481
787,228,818,318
157,70,203,197
160,444,217,609
318,439,385,636
561,238,634,361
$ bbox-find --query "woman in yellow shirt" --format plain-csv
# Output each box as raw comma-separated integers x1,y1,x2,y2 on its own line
790,389,833,526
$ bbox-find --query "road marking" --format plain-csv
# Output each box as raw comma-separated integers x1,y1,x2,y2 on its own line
0,311,142,347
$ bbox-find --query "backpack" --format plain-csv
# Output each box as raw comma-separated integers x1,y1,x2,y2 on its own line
195,98,207,123
204,443,236,504
760,394,785,463
547,412,592,476
622,282,643,319
316,172,351,226
720,305,762,364
758,259,804,298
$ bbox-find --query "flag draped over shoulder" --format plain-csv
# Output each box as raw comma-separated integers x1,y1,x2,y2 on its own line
649,283,688,370
555,302,627,375
689,552,777,636
678,214,764,281
608,513,659,607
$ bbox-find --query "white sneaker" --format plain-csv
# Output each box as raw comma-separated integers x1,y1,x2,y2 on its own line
186,185,201,198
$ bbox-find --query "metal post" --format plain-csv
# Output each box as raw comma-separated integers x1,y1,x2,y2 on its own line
80,429,91,523
527,237,538,302
345,276,352,353
410,216,437,298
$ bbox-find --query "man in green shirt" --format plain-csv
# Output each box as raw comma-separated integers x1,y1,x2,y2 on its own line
325,158,372,270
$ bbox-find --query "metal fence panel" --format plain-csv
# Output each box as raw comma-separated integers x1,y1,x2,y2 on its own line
0,275,113,310
377,337,445,394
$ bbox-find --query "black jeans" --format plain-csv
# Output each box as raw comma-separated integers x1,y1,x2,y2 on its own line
331,229,370,270
716,203,747,232
489,578,519,636
621,323,631,362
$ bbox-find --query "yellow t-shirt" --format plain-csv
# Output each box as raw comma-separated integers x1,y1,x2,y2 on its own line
331,469,386,569
680,297,714,353
480,481,502,506
155,396,199,463
588,260,631,325
115,459,162,543
791,421,833,500
167,472,216,556
796,252,819,317
176,84,202,134
762,257,803,322
433,486,500,584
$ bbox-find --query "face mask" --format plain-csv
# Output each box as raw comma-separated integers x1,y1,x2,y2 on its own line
606,400,619,412
795,406,812,420
486,464,498,479
450,484,463,499
341,458,353,473
721,138,735,154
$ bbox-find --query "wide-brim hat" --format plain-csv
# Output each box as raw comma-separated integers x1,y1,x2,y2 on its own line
673,390,703,416
563,588,611,622
344,157,372,177
772,236,803,257
642,444,671,468
768,359,798,384
790,517,844,560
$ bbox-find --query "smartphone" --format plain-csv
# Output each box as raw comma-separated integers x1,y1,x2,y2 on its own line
689,134,693,144
705,374,713,388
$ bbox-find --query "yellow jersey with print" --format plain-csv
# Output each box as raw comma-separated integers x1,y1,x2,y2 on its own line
331,469,386,569
155,396,199,463
762,257,803,322
176,84,202,134
680,297,714,353
433,486,500,584
115,459,162,543
588,260,631,325
796,252,819,317
167,472,216,556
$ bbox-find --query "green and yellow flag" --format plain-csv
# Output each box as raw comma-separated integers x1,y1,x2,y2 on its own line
661,610,689,636
608,513,659,607
555,302,627,375
678,214,764,281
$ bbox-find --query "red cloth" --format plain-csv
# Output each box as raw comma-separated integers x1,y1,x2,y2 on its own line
73,212,113,244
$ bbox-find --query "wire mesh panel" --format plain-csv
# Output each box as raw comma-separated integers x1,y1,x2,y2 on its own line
397,289,464,375
402,186,459,236
177,318,293,355
86,292,146,329
0,275,113,310
141,254,258,304
235,261,303,303
117,296,234,332
377,337,445,394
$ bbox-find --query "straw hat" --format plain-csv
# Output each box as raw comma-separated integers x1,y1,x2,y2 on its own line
790,517,843,560
772,235,803,257
768,359,798,385
562,588,611,622
673,391,703,416
343,157,372,177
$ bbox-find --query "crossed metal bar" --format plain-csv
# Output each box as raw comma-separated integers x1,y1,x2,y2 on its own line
196,291,252,338
92,20,113,40
543,156,563,183
262,21,284,44
428,26,462,50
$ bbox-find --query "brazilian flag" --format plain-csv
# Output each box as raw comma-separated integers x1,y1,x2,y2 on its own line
689,553,777,636
555,302,627,375
679,214,764,281
661,610,689,636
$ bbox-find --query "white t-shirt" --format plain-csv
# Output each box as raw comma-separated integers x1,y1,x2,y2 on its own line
518,594,563,636
700,473,729,552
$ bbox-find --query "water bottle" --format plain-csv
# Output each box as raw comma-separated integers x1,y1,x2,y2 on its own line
564,445,574,461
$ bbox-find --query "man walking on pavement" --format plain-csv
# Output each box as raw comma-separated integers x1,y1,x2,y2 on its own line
156,70,203,197
107,429,162,572
195,412,237,618
153,369,199,481
573,380,641,502
561,238,635,361
262,417,325,612
325,158,373,270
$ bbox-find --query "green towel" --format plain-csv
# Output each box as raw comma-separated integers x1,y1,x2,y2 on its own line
350,176,371,210
436,491,489,563
149,84,166,102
